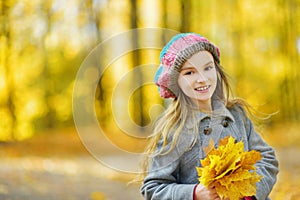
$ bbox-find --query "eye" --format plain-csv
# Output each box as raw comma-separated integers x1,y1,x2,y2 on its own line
183,70,194,75
204,65,214,71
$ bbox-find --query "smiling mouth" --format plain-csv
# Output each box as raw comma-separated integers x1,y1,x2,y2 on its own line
195,85,210,91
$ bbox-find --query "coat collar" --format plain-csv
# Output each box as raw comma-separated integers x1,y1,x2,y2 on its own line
185,100,235,129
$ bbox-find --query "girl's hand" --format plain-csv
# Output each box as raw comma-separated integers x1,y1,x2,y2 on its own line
195,184,221,200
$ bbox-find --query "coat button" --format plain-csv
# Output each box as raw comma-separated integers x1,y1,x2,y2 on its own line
222,118,229,127
203,126,212,135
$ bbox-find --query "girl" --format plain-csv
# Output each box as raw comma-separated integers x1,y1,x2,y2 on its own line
140,33,278,200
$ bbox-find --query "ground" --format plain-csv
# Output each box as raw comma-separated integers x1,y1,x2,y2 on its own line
0,125,300,200
0,128,142,200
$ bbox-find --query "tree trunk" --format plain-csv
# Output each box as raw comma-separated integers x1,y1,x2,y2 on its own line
130,0,145,127
180,0,191,32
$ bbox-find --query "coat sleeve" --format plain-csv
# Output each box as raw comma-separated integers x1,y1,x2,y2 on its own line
140,142,196,200
245,117,279,200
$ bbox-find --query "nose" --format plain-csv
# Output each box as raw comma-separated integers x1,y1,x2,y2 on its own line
196,72,207,83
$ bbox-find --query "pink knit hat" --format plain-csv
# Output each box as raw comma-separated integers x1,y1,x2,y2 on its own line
154,33,220,98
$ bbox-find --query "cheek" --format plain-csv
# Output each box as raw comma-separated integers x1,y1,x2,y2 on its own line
208,71,218,83
178,76,191,88
212,74,218,84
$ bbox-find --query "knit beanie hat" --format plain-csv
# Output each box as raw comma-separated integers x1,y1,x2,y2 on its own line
154,33,221,98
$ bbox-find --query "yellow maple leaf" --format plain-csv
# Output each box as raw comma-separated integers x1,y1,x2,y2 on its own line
196,135,263,200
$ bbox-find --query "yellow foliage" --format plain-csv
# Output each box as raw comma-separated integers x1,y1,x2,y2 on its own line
196,136,263,200
90,191,106,200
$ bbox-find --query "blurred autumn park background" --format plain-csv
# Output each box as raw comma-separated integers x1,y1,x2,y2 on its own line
1,0,300,199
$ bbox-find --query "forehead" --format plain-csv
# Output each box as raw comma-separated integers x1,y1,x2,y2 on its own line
183,51,214,68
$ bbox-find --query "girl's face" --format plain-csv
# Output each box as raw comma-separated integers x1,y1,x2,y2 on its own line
178,51,217,110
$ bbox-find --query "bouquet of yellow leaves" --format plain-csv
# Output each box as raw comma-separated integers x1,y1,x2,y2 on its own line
196,136,263,200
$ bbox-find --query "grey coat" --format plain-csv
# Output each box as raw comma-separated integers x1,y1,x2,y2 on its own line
140,103,279,200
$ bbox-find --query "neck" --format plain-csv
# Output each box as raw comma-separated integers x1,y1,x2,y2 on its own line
195,99,212,114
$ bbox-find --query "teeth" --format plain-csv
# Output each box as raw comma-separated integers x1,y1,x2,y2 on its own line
196,86,209,91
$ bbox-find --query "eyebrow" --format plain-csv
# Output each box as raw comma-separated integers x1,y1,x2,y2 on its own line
180,61,214,71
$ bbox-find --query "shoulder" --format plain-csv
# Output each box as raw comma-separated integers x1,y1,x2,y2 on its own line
227,103,254,135
227,103,248,122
